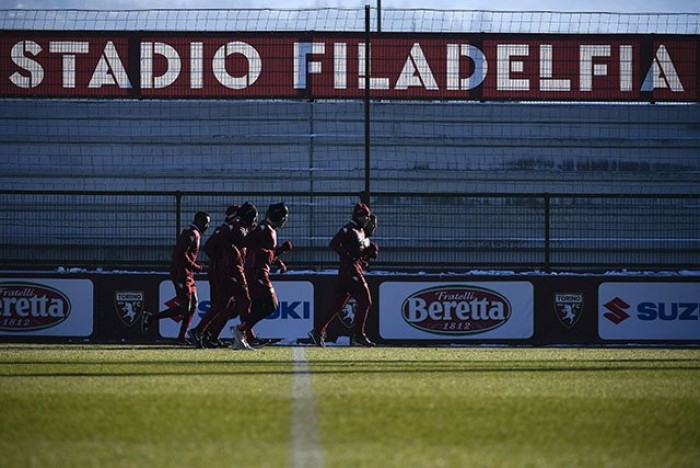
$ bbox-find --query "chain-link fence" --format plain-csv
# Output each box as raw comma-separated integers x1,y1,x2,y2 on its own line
1,190,698,272
1,8,699,273
2,8,699,34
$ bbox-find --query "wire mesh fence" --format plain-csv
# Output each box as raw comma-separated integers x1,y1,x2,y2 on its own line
1,8,699,273
1,8,699,34
1,8,699,102
1,190,698,272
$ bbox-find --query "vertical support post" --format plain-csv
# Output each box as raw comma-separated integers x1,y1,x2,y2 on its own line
364,5,371,205
377,0,382,32
544,193,551,272
309,101,316,259
175,191,182,240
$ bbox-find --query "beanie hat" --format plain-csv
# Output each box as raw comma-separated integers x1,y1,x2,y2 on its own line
353,202,371,219
267,202,289,223
225,204,240,220
237,202,258,225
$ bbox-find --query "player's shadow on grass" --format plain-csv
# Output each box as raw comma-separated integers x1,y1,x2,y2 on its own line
1,358,698,378
0,344,182,351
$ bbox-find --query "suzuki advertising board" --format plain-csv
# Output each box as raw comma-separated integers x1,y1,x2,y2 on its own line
379,281,534,340
599,282,700,340
158,280,313,341
0,278,93,337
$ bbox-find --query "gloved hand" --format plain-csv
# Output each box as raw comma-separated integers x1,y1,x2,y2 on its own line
277,260,288,274
366,242,379,259
364,215,377,237
277,240,293,255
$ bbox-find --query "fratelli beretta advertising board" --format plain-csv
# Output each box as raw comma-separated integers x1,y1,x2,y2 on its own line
379,281,534,341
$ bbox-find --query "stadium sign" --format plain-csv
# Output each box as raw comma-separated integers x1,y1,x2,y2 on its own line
0,279,93,336
599,282,700,340
158,280,313,341
1,33,697,101
379,281,534,340
0,282,70,330
402,285,511,335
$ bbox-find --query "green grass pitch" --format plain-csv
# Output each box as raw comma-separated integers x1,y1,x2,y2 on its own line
1,344,698,467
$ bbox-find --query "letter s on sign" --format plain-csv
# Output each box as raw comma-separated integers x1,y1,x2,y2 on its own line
637,302,657,321
10,41,44,88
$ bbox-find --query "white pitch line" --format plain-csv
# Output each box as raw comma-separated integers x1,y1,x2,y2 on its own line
291,347,323,468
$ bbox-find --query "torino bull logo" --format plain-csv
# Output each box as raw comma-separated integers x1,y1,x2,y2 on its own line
553,293,584,329
115,291,145,327
336,298,357,329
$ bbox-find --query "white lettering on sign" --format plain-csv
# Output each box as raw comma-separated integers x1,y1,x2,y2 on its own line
10,41,44,88
641,45,685,92
497,44,530,91
3,37,691,98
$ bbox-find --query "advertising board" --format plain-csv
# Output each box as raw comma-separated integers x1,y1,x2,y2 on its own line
599,282,700,340
158,280,314,341
379,281,534,340
0,278,93,337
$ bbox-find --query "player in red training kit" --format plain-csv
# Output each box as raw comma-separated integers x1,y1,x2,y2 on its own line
231,202,293,351
204,204,240,314
308,203,379,347
186,204,240,347
142,211,210,345
190,202,258,348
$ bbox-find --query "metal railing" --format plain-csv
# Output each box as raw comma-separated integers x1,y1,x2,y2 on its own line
1,190,698,272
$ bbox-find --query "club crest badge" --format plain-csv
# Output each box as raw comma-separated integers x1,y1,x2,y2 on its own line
115,291,145,327
553,293,584,329
336,298,357,329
